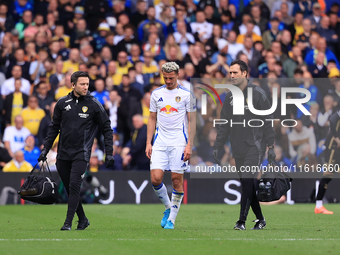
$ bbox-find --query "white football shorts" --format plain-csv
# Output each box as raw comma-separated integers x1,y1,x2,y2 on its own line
150,146,188,174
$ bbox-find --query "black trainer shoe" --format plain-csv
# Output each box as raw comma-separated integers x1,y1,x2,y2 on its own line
234,220,246,230
61,223,71,231
76,218,90,230
251,219,266,230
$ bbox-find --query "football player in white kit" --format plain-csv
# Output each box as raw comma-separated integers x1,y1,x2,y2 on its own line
146,62,196,229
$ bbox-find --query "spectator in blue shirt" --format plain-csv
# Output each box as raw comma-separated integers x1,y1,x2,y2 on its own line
91,78,109,106
262,145,294,170
11,0,34,23
22,135,40,168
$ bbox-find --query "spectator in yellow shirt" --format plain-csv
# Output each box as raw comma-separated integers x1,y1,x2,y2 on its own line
236,21,263,44
116,51,133,84
62,48,80,74
3,150,33,172
107,61,122,86
55,72,73,100
142,51,159,84
52,24,70,48
21,95,46,136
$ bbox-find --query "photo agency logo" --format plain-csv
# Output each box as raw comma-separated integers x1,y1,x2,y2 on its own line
197,80,312,128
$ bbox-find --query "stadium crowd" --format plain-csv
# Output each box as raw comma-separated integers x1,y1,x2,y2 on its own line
0,0,339,172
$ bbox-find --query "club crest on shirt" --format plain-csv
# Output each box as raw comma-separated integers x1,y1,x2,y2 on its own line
175,96,181,103
82,106,88,113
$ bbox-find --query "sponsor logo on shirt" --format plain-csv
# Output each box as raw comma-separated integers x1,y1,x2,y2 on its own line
159,105,179,114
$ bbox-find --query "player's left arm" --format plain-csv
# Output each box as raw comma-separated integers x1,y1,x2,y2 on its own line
184,93,196,161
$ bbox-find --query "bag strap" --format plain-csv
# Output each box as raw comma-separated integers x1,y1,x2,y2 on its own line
41,161,53,178
29,162,40,175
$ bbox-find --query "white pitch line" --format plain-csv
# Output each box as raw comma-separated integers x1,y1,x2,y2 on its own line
1,238,340,242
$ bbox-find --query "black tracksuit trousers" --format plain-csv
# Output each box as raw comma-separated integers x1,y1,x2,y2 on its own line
235,152,264,223
56,159,87,225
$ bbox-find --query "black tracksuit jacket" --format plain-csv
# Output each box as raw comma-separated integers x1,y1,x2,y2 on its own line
214,81,275,158
43,91,113,162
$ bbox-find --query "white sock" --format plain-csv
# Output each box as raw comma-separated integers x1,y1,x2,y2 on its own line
316,200,323,208
152,183,171,209
168,189,184,223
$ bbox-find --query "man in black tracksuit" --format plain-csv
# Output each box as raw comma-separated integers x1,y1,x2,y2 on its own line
213,60,276,230
38,71,115,230
315,110,340,214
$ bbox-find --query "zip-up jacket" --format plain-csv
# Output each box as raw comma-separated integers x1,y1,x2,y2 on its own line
214,81,275,158
43,91,113,162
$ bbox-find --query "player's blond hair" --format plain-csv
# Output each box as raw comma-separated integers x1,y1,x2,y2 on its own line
161,62,179,74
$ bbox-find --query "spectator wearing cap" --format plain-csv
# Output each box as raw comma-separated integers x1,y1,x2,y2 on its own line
305,37,340,70
11,0,34,23
190,11,214,44
262,17,282,49
307,2,322,29
293,0,313,18
138,6,167,43
210,38,233,66
92,22,111,52
236,20,262,44
52,23,70,48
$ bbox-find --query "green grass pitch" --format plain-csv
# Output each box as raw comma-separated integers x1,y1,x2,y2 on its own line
1,204,340,255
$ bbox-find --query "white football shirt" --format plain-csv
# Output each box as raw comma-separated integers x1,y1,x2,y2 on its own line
150,84,196,148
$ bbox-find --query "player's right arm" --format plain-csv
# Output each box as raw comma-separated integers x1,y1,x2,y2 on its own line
146,111,157,159
146,92,158,159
